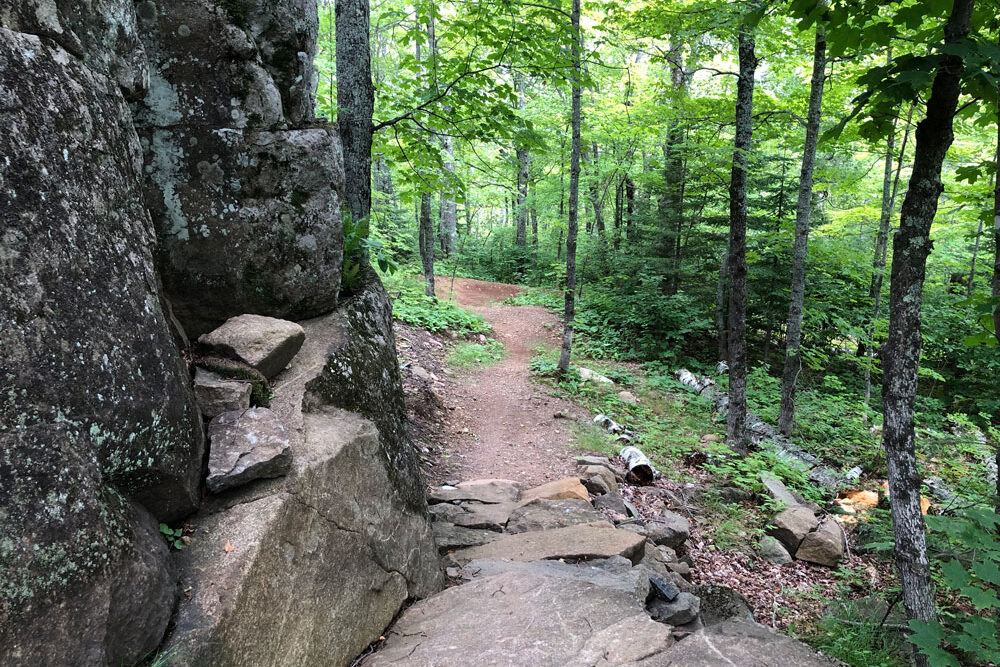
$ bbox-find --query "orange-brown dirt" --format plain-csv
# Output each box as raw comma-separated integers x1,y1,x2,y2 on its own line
398,276,581,487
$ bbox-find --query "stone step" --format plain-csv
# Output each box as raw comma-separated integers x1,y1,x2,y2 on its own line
449,523,647,565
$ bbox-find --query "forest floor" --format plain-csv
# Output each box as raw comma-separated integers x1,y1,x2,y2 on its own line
394,274,900,662
398,276,580,487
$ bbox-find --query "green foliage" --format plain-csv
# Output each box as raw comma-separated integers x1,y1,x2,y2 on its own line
447,339,505,369
382,274,491,334
798,601,909,667
158,523,184,551
909,509,1000,667
705,447,824,506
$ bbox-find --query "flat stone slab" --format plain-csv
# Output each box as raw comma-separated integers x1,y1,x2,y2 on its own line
432,523,502,553
520,477,590,504
428,501,517,531
199,314,306,379
647,620,841,666
450,523,646,565
206,408,291,493
428,479,522,505
458,556,649,600
365,572,674,666
506,498,608,534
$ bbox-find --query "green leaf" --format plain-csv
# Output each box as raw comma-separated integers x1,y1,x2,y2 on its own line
941,559,970,589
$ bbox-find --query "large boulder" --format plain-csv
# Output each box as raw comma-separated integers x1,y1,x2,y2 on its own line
132,0,343,335
366,572,675,666
0,23,202,666
166,276,442,665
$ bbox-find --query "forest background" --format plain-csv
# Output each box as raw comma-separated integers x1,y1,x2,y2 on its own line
319,0,1000,665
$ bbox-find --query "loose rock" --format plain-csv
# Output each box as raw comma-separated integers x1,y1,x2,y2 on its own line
649,591,701,626
759,535,794,565
429,479,522,505
649,510,691,549
520,477,589,503
206,408,292,493
506,499,608,534
796,520,846,567
198,315,306,380
769,506,819,554
193,369,252,417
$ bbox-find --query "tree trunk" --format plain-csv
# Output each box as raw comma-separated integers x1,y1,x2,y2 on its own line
440,134,458,256
336,0,374,235
589,142,605,236
968,218,983,296
881,0,974,654
625,175,636,241
778,17,826,436
558,0,582,375
994,109,1000,344
864,102,913,411
419,193,435,297
716,247,729,362
725,3,759,453
515,73,530,252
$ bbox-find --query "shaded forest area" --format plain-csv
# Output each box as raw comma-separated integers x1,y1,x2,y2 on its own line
320,0,1000,665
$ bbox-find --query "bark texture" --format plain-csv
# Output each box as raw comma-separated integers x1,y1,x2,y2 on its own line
440,133,458,256
516,72,530,251
336,0,374,233
419,193,435,297
881,0,974,649
778,20,826,436
558,0,582,374
725,5,759,452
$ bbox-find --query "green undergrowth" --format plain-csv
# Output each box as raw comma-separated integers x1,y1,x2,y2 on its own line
382,274,491,335
447,339,505,369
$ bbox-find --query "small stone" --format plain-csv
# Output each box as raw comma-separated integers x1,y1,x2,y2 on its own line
649,592,701,625
592,493,629,516
759,535,793,565
574,455,612,467
666,561,692,581
618,390,639,404
769,506,819,553
520,477,589,504
579,465,618,494
206,408,292,493
198,315,305,379
647,510,690,549
579,367,614,384
649,576,680,602
411,365,432,381
796,520,846,567
581,474,611,496
193,369,251,417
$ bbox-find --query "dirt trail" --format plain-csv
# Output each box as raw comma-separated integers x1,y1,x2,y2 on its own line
420,277,580,487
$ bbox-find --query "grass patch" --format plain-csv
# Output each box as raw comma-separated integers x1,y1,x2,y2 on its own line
791,599,909,667
447,339,505,369
569,421,619,457
382,274,491,335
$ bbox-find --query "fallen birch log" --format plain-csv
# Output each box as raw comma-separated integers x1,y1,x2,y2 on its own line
620,445,656,485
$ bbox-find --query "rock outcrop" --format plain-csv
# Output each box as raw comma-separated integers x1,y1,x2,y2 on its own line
132,0,343,335
165,276,442,666
0,15,202,665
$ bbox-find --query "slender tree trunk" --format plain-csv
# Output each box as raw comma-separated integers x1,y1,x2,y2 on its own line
558,0,582,375
968,218,984,295
589,142,605,236
778,18,827,436
717,247,729,362
725,3,759,452
419,193,435,296
515,73,530,253
440,134,458,256
864,103,913,411
993,110,1000,345
881,0,974,655
625,175,636,241
613,176,623,250
336,0,374,235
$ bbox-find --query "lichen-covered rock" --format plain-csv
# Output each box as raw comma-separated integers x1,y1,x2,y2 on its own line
132,0,343,335
0,0,149,95
0,26,202,664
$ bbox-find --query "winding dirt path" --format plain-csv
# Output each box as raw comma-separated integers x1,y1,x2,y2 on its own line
419,277,580,486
